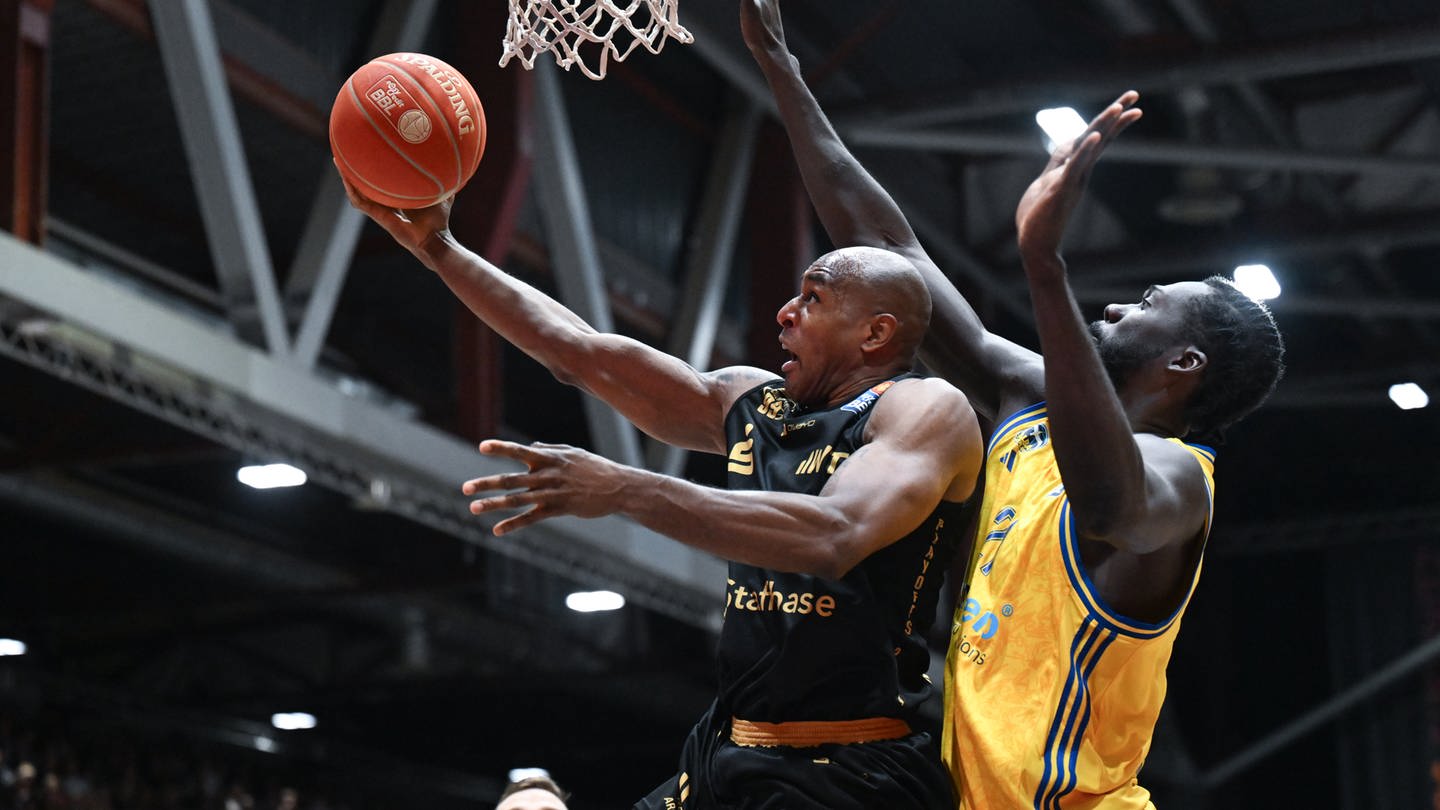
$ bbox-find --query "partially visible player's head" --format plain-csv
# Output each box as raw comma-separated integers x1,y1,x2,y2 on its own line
775,246,931,406
1176,276,1286,440
496,776,569,810
1089,277,1284,440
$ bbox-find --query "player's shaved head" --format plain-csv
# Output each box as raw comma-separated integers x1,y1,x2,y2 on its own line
813,246,931,362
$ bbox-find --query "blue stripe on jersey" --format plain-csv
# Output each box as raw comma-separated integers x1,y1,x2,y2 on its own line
987,401,1048,458
1185,441,1217,464
1052,625,1118,806
1033,621,1114,810
1058,501,1178,639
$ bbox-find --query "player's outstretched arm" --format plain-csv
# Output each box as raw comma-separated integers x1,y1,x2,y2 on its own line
341,174,771,454
1014,92,1207,552
740,0,1036,418
464,378,982,578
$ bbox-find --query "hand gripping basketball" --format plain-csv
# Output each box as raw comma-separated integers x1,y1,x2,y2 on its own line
330,52,487,208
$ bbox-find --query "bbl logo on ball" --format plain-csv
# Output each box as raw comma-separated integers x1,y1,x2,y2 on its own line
364,75,432,144
397,110,432,144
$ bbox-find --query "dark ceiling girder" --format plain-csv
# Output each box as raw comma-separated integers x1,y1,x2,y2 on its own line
844,126,1440,178
451,2,535,442
842,23,1440,129
0,0,50,245
1065,209,1440,283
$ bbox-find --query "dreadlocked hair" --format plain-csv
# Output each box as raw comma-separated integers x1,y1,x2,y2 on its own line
1179,276,1286,444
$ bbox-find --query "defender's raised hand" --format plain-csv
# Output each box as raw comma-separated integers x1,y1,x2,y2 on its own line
1016,91,1142,265
463,440,628,536
740,0,788,57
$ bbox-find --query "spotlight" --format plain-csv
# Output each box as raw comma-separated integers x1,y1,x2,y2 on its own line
1232,265,1281,301
565,590,625,613
271,712,317,731
1389,382,1429,410
237,463,307,489
1035,107,1088,153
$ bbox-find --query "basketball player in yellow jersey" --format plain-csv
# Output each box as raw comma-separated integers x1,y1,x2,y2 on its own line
743,2,1286,807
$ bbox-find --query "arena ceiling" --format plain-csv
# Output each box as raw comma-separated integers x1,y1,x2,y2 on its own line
0,0,1437,807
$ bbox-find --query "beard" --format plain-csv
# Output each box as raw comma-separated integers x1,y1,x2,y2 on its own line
1089,320,1166,390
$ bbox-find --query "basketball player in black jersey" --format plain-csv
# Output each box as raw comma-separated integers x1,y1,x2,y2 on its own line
340,171,982,804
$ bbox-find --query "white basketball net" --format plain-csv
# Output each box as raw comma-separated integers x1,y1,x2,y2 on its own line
502,0,693,81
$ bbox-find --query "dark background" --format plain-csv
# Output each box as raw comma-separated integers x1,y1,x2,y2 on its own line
0,0,1437,807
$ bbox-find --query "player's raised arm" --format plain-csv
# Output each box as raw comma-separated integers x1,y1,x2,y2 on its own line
340,177,770,455
1011,93,1208,552
463,377,981,579
740,0,1035,418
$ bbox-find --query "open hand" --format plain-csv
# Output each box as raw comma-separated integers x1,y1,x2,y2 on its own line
1015,91,1142,264
462,440,629,535
740,0,788,57
335,159,454,260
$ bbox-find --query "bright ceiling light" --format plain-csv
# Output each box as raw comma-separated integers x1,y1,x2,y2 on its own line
508,767,552,782
270,712,317,731
237,463,307,489
565,590,625,613
1233,264,1281,300
1035,107,1088,153
1389,382,1429,410
0,639,27,656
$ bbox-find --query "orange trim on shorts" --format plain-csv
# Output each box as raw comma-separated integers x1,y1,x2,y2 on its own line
729,716,911,748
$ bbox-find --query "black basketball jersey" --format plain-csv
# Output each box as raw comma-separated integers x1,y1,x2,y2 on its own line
716,374,967,726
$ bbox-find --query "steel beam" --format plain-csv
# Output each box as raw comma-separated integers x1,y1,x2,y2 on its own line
147,0,289,355
845,126,1440,179
653,96,761,476
1211,507,1440,556
530,61,643,467
450,3,536,442
1065,210,1440,284
288,0,439,369
1075,288,1440,321
846,24,1440,129
1201,630,1440,789
680,14,1035,328
0,231,726,630
0,0,49,245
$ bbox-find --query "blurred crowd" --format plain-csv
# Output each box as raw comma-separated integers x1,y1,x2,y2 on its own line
0,714,343,810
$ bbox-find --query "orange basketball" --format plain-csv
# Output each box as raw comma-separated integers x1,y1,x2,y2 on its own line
329,52,486,209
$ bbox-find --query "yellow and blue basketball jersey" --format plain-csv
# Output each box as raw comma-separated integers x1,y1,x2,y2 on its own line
941,403,1215,810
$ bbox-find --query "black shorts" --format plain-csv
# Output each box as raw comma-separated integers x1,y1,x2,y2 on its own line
633,702,956,810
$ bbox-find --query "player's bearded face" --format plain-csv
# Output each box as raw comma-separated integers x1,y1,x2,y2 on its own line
1089,320,1167,390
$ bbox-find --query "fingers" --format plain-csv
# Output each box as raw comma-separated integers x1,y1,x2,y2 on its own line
1095,91,1140,135
468,489,544,515
1113,107,1144,139
1058,91,1141,177
461,470,534,496
492,505,555,536
478,439,551,466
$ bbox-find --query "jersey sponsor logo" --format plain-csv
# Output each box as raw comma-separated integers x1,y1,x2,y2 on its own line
727,423,754,475
780,418,816,437
957,597,1003,640
998,423,1049,472
951,597,1006,667
755,387,797,421
794,444,849,475
978,506,1017,576
725,578,838,617
902,517,946,635
840,380,895,415
1015,422,1050,453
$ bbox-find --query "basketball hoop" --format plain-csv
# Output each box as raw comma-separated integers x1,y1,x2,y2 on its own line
502,0,693,81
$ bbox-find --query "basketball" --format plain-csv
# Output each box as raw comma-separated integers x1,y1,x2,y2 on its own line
329,52,486,209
